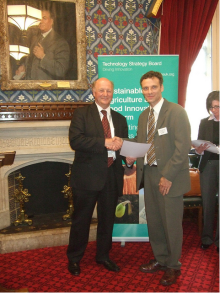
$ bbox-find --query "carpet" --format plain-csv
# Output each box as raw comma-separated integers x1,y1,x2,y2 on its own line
0,221,219,292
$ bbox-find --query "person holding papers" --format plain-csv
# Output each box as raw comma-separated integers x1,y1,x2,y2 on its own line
193,91,219,252
126,71,191,286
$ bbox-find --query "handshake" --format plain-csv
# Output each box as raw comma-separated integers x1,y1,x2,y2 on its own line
105,137,137,166
105,137,123,151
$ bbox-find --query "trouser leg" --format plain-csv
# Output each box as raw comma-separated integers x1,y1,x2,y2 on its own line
96,165,118,261
162,195,183,269
67,188,98,263
200,160,219,245
214,207,219,247
144,165,183,270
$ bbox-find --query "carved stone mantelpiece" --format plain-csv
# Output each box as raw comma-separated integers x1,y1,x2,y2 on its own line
0,119,78,230
0,102,91,121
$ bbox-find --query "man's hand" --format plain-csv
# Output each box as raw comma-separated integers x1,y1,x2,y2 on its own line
192,143,210,155
112,137,123,150
33,43,45,60
15,64,26,75
126,157,136,165
158,177,172,196
105,137,123,151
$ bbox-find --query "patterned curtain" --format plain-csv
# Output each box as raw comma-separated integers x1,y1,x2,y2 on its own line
160,0,219,107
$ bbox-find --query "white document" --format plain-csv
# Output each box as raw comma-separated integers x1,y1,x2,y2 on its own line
192,140,220,154
120,140,151,157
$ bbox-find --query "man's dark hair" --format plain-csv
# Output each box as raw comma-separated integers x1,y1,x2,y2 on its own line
49,10,55,20
140,71,163,86
42,9,55,20
206,91,220,113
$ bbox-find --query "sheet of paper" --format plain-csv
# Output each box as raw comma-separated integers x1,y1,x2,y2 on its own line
120,140,151,157
192,140,220,154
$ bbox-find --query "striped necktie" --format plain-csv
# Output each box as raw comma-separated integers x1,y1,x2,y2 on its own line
147,108,156,166
101,110,113,167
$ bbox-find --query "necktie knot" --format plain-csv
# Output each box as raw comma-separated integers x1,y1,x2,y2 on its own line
101,110,107,116
38,34,44,44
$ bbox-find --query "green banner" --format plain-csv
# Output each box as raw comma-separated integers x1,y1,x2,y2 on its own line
98,55,179,139
98,55,179,241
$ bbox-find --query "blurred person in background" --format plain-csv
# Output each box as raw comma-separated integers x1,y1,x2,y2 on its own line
193,91,219,252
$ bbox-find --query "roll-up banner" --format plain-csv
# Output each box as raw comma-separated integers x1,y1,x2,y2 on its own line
98,55,179,242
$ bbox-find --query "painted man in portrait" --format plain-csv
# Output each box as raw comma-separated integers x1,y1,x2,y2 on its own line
15,9,70,80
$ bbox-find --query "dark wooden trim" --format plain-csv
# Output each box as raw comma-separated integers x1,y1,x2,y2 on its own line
0,102,92,121
0,152,16,167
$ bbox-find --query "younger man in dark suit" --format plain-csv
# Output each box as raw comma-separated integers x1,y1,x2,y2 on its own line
126,71,191,286
67,78,128,275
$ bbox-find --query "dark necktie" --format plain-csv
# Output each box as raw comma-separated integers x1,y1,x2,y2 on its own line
101,110,113,167
38,34,44,44
147,108,156,166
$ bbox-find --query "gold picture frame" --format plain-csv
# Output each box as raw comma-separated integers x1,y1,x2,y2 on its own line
0,0,88,90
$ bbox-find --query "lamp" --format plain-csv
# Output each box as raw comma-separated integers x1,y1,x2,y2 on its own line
9,45,29,79
8,5,41,65
7,5,42,31
9,45,30,63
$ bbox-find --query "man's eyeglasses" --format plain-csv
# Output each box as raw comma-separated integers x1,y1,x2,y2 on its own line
209,106,220,110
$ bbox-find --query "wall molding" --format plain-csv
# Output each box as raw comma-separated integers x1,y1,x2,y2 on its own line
0,102,92,121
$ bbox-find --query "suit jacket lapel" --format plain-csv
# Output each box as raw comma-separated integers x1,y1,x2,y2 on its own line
41,29,55,49
111,110,119,136
90,103,104,137
142,108,150,141
206,119,214,142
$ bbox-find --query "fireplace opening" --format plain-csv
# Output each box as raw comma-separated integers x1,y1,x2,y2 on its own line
8,161,72,227
21,162,71,215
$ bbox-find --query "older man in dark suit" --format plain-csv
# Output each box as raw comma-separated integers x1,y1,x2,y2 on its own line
67,78,128,276
127,71,191,286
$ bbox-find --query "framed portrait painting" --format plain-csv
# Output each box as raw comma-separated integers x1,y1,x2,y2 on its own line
0,0,88,90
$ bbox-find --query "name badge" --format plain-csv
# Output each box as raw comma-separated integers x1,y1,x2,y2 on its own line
158,127,168,136
108,150,114,157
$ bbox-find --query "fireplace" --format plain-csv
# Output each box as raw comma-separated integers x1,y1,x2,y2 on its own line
8,161,71,225
0,119,74,229
0,102,97,253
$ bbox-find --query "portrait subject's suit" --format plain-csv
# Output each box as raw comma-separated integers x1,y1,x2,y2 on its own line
134,99,191,269
26,29,70,80
67,102,128,263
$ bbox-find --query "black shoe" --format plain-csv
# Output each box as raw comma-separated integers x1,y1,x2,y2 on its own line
68,262,80,276
201,243,210,249
96,259,120,272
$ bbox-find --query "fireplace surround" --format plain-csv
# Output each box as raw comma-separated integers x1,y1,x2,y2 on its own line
0,102,97,253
